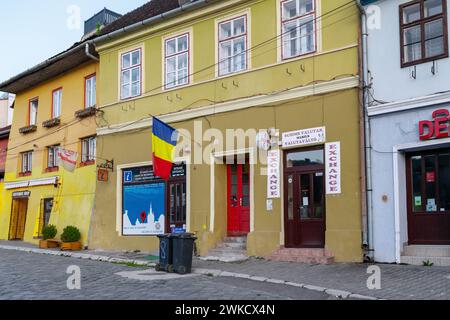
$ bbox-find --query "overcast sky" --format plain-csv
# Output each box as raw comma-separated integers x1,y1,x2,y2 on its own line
0,0,148,84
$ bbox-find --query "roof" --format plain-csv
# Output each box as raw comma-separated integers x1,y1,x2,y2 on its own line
0,125,11,139
100,0,181,35
0,0,200,94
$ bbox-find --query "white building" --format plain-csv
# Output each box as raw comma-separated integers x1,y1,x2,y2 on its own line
362,0,450,265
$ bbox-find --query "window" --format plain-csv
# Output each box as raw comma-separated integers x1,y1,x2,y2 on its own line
218,15,248,76
85,74,96,108
120,49,141,100
400,0,448,67
52,88,62,119
47,145,59,169
29,98,38,126
165,33,190,89
81,136,96,163
21,151,33,173
281,0,316,60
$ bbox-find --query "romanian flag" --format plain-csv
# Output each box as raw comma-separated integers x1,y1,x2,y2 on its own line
152,117,178,180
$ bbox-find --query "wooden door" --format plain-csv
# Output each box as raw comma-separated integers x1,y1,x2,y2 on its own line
227,163,250,236
284,147,326,248
167,180,187,233
9,199,28,240
406,150,450,244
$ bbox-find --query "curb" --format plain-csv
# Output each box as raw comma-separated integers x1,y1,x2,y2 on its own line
0,245,380,300
0,244,156,267
193,268,380,300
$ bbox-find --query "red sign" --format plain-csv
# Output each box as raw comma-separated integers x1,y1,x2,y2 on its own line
419,109,450,141
97,169,109,182
426,172,435,183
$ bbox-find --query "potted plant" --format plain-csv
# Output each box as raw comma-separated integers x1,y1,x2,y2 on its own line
60,226,82,251
39,225,58,249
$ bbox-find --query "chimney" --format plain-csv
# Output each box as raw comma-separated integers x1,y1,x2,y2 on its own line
83,8,122,40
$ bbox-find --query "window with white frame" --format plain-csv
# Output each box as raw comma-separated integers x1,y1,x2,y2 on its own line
52,88,62,119
218,15,248,76
165,34,190,89
21,151,33,173
81,136,96,163
85,74,96,108
47,145,59,169
281,0,316,60
120,49,141,100
29,99,38,126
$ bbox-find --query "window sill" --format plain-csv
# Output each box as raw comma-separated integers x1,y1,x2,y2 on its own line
401,53,449,68
45,167,59,173
43,118,61,128
18,172,32,177
19,125,37,134
75,106,97,119
79,160,95,167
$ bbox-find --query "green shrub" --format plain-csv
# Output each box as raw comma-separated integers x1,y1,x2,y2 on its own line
61,226,81,243
42,225,57,240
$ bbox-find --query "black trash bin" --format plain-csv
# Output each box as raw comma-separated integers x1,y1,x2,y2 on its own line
172,233,197,274
155,234,174,272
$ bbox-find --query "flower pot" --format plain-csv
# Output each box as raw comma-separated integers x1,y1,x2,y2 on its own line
39,239,60,249
60,241,82,251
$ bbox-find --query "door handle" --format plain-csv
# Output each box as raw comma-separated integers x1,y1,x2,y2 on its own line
240,198,243,207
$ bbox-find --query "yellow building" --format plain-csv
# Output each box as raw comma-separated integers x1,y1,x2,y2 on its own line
89,0,363,262
0,42,99,246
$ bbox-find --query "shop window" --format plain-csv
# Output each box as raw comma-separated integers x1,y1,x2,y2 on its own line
52,88,62,119
120,49,142,100
81,136,96,164
218,15,248,76
400,0,448,67
38,198,54,238
29,98,38,126
165,33,190,89
286,149,324,168
281,0,316,60
85,74,96,108
21,151,33,174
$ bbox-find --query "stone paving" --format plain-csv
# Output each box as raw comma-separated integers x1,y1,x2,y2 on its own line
0,248,332,300
193,258,450,300
1,241,450,300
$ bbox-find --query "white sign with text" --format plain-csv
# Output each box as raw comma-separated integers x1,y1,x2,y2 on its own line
325,142,341,194
267,150,281,199
282,127,326,148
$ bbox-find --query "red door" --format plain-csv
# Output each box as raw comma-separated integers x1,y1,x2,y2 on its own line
227,164,250,236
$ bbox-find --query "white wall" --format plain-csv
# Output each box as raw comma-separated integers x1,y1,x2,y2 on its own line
0,99,8,128
366,0,450,103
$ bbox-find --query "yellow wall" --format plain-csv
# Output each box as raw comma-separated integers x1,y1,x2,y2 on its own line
0,61,99,245
89,0,363,262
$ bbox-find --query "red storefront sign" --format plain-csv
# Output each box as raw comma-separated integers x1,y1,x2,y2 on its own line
419,109,450,141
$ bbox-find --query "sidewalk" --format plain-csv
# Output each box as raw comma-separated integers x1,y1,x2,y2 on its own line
1,241,449,300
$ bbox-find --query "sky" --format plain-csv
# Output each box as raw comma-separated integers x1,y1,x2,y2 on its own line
0,0,149,83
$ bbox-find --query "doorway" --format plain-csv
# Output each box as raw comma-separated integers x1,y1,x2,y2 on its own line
227,163,250,236
406,149,450,244
9,198,29,240
284,147,326,248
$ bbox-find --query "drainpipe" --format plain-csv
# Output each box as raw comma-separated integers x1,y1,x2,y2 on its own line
85,43,99,61
356,0,374,261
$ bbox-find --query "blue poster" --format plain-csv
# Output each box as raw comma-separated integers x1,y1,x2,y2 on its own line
122,182,166,235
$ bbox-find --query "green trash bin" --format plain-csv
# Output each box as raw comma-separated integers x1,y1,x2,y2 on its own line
172,233,197,274
155,234,174,273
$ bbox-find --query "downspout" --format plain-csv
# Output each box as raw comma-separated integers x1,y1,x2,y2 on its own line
85,43,99,61
356,0,374,261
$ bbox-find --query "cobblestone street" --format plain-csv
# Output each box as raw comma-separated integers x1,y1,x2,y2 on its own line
0,248,332,300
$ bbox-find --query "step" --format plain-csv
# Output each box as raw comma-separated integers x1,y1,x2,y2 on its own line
272,248,331,258
400,255,450,267
217,242,247,250
270,254,334,264
208,249,247,257
403,245,450,257
223,237,247,244
199,254,249,263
